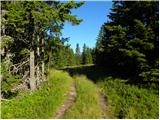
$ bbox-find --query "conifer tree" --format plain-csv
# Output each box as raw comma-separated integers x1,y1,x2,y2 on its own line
75,43,81,65
95,1,158,81
82,44,93,65
66,47,76,66
82,43,87,64
2,1,84,91
86,47,93,64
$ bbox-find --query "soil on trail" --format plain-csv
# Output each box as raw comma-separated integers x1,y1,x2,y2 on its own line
54,83,77,119
99,91,108,119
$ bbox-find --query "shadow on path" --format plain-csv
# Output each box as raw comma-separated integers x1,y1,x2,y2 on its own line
62,65,158,92
62,65,128,83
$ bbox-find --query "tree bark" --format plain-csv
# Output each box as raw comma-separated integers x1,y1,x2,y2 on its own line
48,47,52,72
41,37,45,80
36,35,40,85
29,50,36,90
29,11,36,90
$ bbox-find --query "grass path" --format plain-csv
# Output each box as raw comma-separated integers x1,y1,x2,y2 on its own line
99,91,108,118
54,82,77,119
1,68,109,119
63,75,107,119
61,65,158,119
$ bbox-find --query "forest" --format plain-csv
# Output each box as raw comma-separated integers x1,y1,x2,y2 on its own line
1,1,159,119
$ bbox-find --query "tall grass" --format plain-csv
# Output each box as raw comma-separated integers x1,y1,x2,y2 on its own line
97,77,159,119
63,75,102,118
1,69,73,118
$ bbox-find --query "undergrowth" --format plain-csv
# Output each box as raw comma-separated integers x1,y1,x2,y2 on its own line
1,69,73,118
97,77,159,119
63,75,102,118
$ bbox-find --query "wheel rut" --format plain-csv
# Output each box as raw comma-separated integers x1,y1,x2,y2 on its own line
99,91,108,119
54,82,77,119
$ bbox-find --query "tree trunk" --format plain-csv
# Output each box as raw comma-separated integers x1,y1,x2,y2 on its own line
41,37,45,80
36,35,40,86
1,10,6,36
48,47,52,72
29,50,36,90
29,11,36,90
1,10,6,56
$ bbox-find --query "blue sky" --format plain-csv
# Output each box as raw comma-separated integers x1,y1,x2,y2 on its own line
62,1,112,52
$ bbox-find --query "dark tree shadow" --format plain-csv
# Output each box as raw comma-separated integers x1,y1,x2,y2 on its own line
62,65,132,83
61,65,159,92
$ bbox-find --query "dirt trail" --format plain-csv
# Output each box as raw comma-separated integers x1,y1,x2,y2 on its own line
54,83,77,119
99,91,108,119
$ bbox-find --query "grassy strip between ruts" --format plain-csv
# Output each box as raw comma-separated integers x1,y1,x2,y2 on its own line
63,75,103,119
1,69,73,119
97,77,159,119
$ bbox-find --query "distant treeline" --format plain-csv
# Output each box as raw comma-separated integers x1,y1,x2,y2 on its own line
50,43,93,68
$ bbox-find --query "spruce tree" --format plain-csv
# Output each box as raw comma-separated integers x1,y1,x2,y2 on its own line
95,1,159,81
75,43,81,65
86,47,93,64
2,1,84,90
82,43,87,64
82,44,93,65
66,47,76,66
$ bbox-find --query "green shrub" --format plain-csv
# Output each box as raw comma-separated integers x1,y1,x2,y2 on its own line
139,68,159,82
1,60,21,98
97,77,159,119
1,69,73,118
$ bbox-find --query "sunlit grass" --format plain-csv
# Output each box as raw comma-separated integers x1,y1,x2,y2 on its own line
97,77,159,119
63,75,102,118
1,69,73,118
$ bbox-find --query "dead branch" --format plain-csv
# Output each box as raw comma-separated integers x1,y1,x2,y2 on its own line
1,98,11,101
10,59,29,74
